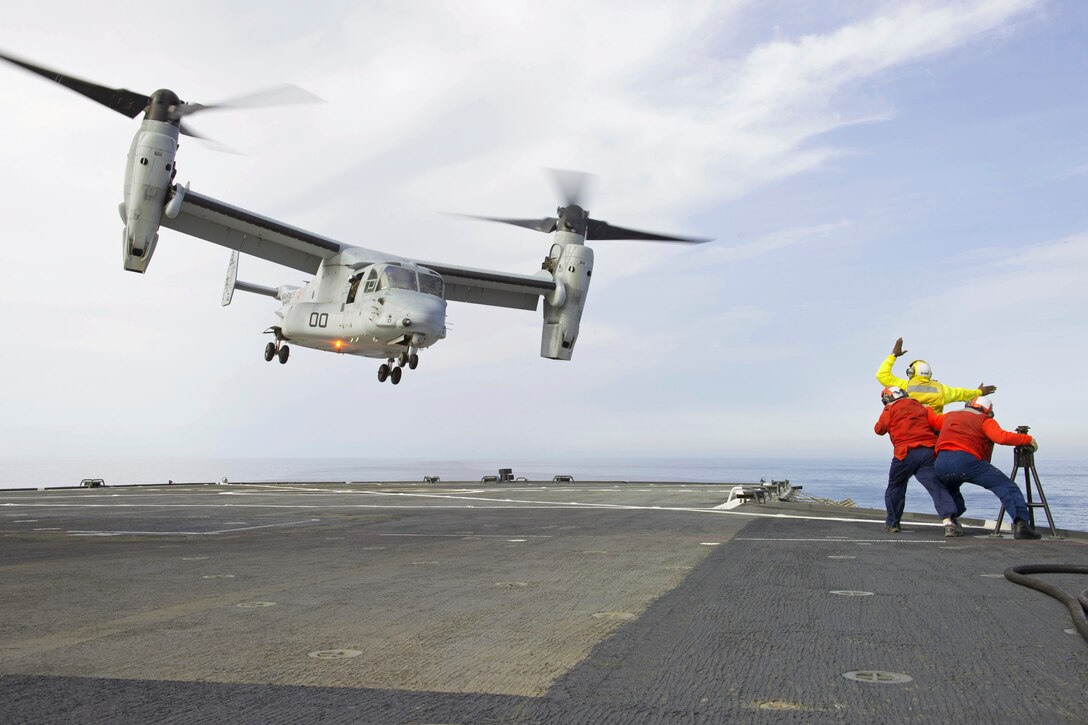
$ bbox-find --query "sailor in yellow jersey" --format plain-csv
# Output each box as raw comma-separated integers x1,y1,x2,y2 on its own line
876,337,997,413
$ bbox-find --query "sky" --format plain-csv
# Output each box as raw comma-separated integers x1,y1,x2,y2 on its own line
1,0,1086,462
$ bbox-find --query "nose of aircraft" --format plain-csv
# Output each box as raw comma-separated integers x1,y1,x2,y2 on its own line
398,295,446,341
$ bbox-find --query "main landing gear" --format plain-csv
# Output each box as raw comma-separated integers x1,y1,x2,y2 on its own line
264,340,290,365
377,349,419,385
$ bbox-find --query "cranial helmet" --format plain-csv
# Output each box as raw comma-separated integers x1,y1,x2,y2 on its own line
906,359,932,379
966,396,994,417
881,386,908,405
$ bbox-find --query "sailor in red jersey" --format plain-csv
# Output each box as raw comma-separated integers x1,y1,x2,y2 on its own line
874,386,963,535
933,396,1042,539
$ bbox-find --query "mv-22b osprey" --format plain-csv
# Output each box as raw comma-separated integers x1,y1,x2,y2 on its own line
3,53,708,385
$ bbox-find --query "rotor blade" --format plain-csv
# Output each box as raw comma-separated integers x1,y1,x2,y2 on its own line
454,214,559,234
0,51,148,118
178,122,241,154
548,168,592,208
172,84,322,120
586,219,711,243
179,120,206,139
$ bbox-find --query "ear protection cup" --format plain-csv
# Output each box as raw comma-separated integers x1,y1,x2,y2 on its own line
906,360,931,378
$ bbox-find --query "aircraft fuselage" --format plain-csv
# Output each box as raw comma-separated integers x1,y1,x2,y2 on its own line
277,265,447,359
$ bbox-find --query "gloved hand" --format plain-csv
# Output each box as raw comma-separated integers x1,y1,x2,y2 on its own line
979,383,997,396
892,338,907,357
1030,438,1039,452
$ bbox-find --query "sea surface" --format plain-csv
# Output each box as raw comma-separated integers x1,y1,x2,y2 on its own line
2,456,1085,533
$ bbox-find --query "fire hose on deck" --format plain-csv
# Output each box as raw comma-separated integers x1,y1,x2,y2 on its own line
1004,564,1088,643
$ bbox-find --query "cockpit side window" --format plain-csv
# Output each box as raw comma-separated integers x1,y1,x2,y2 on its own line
380,266,418,291
363,268,379,293
346,273,362,304
419,272,444,297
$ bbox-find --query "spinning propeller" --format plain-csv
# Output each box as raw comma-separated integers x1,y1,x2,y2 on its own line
0,50,319,141
466,169,710,243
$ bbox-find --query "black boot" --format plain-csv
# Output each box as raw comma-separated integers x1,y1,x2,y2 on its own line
1013,519,1041,540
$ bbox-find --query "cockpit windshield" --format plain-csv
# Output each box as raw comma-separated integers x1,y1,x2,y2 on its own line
378,266,417,291
418,272,444,297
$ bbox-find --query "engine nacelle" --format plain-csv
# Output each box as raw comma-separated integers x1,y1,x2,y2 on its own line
541,239,593,360
121,121,178,273
122,229,159,274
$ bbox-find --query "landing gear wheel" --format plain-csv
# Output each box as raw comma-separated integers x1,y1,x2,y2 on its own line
408,353,419,370
397,352,409,368
377,363,390,382
264,342,276,362
390,366,402,385
277,344,290,364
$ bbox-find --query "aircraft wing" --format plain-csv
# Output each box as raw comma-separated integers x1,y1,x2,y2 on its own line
160,186,553,310
417,260,555,311
159,187,349,274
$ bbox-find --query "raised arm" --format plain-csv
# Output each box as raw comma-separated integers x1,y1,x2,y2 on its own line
876,354,909,388
939,382,986,407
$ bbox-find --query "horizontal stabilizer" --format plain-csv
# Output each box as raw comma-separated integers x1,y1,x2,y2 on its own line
235,280,278,298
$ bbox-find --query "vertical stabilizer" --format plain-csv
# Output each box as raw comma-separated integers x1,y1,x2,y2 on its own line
222,251,240,306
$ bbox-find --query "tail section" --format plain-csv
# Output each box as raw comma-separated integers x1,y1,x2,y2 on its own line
221,251,279,306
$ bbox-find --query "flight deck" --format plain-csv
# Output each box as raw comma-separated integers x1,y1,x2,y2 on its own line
1,481,1086,723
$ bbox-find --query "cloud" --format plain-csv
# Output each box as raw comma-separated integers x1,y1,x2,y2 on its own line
0,0,1055,461
910,232,1088,320
271,0,1042,237
697,220,852,266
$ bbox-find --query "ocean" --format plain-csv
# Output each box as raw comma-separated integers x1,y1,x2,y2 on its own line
2,456,1085,533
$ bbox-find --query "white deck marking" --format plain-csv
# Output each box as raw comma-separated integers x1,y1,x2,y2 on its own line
736,537,947,544
379,533,552,538
66,519,320,537
2,487,947,529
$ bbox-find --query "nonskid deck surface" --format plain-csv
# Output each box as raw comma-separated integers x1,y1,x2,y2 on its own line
1,481,1085,723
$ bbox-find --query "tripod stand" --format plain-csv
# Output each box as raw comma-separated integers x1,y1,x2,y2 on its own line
992,425,1060,537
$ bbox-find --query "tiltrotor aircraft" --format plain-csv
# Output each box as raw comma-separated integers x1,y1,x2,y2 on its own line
2,52,708,385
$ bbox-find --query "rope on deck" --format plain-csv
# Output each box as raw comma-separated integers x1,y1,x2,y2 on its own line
783,491,857,508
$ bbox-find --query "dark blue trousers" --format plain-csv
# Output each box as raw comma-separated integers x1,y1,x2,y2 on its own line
934,450,1029,522
885,446,960,525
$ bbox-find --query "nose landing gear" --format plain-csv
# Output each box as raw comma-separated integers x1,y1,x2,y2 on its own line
378,348,419,384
